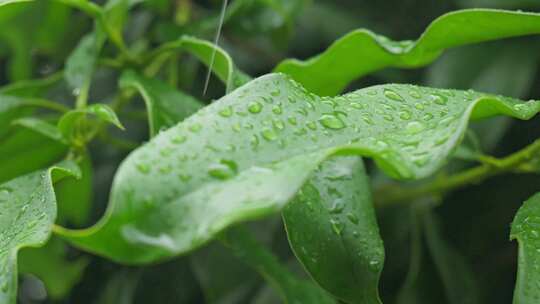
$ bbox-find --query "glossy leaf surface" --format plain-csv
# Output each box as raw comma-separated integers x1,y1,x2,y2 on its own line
510,192,540,304
283,156,384,304
0,162,79,303
56,73,540,263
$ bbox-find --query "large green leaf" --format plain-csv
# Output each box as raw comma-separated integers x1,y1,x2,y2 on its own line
221,227,336,304
510,192,540,304
55,73,540,263
275,9,540,96
0,161,79,304
283,156,384,304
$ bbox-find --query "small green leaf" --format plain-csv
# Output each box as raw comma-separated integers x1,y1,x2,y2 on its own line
119,70,203,136
510,192,540,304
57,104,124,144
221,227,337,304
0,161,79,304
275,9,540,95
12,118,66,144
146,36,251,92
56,74,540,263
65,29,106,105
283,156,384,304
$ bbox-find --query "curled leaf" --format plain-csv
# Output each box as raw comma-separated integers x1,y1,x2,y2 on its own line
275,9,540,95
57,74,540,263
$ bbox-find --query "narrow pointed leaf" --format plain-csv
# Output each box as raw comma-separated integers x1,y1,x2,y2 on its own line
0,161,79,304
510,192,540,304
275,9,540,96
146,36,251,92
57,74,540,263
119,71,204,136
283,156,384,304
221,227,337,304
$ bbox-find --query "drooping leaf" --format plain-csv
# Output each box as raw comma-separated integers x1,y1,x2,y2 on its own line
283,156,384,304
221,226,337,304
510,192,540,304
422,211,479,304
55,73,540,263
146,36,251,92
0,161,79,304
119,71,203,136
275,9,540,96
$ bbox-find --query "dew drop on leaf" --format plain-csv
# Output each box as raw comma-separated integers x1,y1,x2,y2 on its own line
219,106,233,117
383,89,404,102
261,128,278,141
405,121,425,134
247,101,263,114
208,160,238,180
319,114,346,130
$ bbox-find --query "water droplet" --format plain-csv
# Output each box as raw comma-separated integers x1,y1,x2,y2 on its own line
219,106,233,117
414,103,425,110
208,160,238,180
399,111,412,120
384,89,404,102
347,213,359,224
248,101,263,114
272,119,285,130
136,163,150,174
272,105,282,114
422,113,434,121
179,174,191,182
306,121,317,130
430,93,448,105
330,219,343,235
189,123,202,133
405,121,425,134
172,134,187,144
350,102,364,110
250,135,260,148
261,128,278,141
383,114,394,122
288,117,298,125
329,200,344,214
409,90,422,99
319,114,346,130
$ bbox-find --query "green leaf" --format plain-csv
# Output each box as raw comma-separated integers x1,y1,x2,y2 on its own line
18,237,88,300
0,0,33,6
423,211,479,304
119,70,204,136
12,118,66,144
275,9,540,96
57,103,124,144
221,227,337,304
65,29,106,105
146,36,251,92
0,128,67,184
510,192,540,304
56,74,540,263
0,72,63,97
0,161,79,304
283,156,384,304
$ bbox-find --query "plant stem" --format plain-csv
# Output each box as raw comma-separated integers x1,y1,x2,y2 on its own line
375,139,540,208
